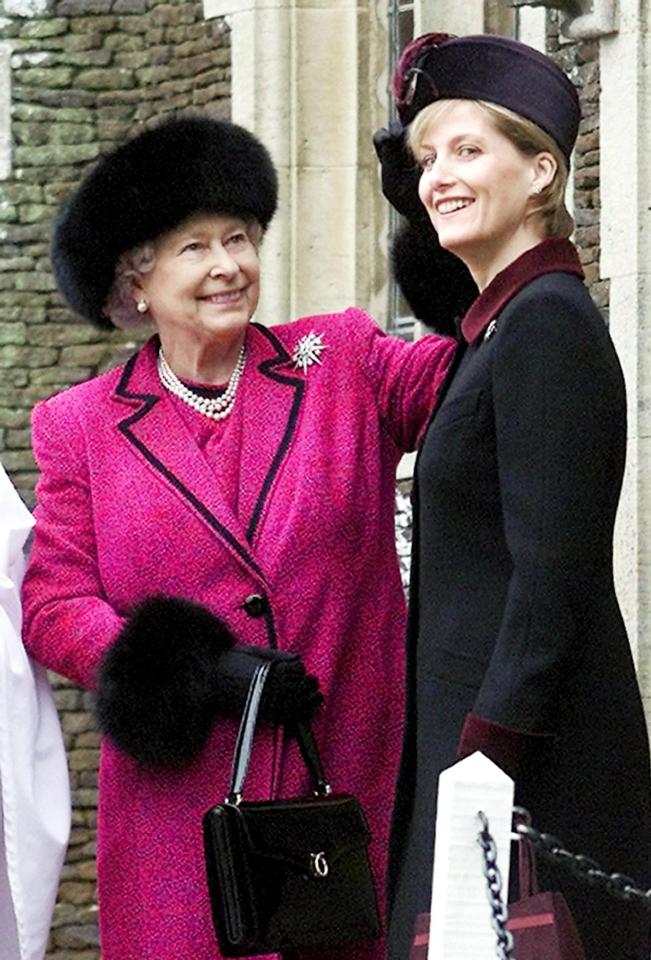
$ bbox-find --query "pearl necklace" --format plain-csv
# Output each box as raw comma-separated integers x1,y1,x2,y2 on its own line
157,344,246,421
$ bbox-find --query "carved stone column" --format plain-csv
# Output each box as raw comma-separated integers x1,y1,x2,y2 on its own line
508,0,618,39
203,0,388,326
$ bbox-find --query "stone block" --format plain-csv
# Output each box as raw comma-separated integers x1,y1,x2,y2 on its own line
192,80,229,105
0,406,30,427
13,85,98,108
68,14,116,32
30,366,91,385
0,449,35,471
76,732,101,748
112,49,148,69
18,18,68,39
15,271,57,291
76,66,135,89
0,321,27,343
14,121,51,147
0,343,58,366
51,924,100,949
61,713,94,734
78,769,98,787
103,33,144,51
0,201,18,222
5,368,29,386
111,13,148,34
71,788,99,806
6,427,31,447
12,103,94,123
14,141,100,166
43,181,79,204
150,3,191,26
75,860,98,881
55,0,113,13
96,119,132,139
51,122,97,145
0,183,43,203
144,27,165,44
19,203,51,223
66,841,97,862
61,31,103,52
95,102,136,119
57,882,95,906
9,472,36,500
59,343,110,365
96,87,142,105
113,0,147,11
14,65,74,87
64,48,113,68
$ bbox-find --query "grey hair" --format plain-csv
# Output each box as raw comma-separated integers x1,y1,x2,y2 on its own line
102,243,157,330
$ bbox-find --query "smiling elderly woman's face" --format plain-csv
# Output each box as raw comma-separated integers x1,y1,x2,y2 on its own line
126,212,261,346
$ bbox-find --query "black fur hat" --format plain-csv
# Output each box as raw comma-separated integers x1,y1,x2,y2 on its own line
51,114,278,328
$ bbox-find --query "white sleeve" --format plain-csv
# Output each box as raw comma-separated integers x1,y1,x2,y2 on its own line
0,463,70,960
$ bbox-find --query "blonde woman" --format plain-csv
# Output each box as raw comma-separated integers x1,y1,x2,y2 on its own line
376,33,651,960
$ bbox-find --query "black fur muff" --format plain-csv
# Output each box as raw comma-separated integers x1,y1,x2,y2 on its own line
391,218,478,335
96,595,237,769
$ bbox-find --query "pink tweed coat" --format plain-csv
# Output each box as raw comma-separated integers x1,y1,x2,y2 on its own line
22,308,454,960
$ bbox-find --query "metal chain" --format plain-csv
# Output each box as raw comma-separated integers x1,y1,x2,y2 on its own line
477,811,516,960
513,806,651,911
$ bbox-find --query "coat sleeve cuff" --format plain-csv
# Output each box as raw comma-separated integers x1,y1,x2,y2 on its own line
457,713,552,778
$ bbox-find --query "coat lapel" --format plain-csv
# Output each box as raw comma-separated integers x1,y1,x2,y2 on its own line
110,327,306,576
238,323,305,544
111,338,267,583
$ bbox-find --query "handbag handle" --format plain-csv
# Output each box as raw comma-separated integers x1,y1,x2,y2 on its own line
226,662,332,805
518,834,540,899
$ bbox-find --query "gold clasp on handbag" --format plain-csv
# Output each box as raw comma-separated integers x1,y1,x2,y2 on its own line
310,851,329,878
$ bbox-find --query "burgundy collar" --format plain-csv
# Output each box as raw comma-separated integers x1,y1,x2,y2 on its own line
460,238,584,345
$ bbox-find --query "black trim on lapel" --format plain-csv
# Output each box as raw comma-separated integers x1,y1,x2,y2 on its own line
246,323,305,544
263,605,278,649
115,353,266,581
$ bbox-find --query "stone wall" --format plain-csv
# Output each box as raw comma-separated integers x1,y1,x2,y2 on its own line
0,2,230,956
546,12,608,315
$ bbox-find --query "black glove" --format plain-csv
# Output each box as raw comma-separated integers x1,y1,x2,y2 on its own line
373,119,425,222
214,645,323,727
96,595,322,769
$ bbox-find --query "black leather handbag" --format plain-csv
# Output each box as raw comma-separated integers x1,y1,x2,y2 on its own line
203,662,381,957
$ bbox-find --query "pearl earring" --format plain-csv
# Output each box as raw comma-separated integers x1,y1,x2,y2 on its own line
532,184,542,196
136,299,148,313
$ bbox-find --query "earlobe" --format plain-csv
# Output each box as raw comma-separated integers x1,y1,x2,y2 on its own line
533,152,557,193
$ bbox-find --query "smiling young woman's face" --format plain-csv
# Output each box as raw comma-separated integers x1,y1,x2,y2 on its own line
415,100,546,286
134,213,260,350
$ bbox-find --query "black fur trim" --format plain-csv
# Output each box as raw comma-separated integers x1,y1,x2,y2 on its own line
96,595,237,768
51,114,278,328
392,218,478,336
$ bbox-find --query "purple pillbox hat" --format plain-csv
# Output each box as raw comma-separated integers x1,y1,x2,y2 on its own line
393,33,580,163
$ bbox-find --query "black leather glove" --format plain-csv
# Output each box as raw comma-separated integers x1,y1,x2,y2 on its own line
96,595,322,769
214,645,323,727
373,119,425,222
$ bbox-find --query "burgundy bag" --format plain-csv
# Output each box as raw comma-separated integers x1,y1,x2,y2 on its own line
507,835,587,960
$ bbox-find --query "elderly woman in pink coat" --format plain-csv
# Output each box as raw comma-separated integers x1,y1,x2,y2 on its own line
21,115,473,960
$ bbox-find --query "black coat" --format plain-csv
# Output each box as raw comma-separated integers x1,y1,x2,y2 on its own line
387,243,651,960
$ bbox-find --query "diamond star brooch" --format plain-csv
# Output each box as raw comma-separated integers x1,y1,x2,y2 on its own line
292,331,327,373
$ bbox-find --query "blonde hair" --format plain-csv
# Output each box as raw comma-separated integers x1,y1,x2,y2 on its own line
408,99,574,239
